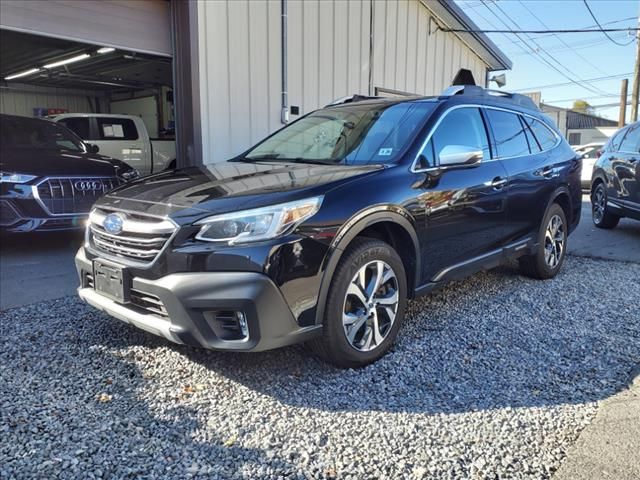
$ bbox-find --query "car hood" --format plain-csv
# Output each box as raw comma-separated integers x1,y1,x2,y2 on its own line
99,161,385,222
0,147,129,176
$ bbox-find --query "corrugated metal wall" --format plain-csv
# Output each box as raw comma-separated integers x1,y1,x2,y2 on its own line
371,0,487,96
0,84,105,117
198,0,282,163
0,0,171,57
198,0,491,164
287,0,371,114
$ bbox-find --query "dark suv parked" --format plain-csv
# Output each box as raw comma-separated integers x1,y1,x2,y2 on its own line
0,114,138,232
76,85,581,367
590,121,640,228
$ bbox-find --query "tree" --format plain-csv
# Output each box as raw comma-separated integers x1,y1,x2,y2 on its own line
573,100,594,115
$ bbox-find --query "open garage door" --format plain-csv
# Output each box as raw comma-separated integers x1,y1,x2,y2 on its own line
0,0,171,57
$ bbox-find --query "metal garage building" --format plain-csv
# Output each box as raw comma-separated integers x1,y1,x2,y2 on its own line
0,0,511,167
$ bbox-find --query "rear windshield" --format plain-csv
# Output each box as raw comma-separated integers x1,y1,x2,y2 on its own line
0,116,85,152
241,101,436,165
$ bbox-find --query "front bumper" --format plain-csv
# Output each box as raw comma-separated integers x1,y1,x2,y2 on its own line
0,196,85,233
75,248,321,351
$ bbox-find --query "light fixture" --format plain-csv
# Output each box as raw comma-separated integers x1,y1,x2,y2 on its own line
43,53,91,69
4,68,40,80
490,73,507,88
97,47,115,54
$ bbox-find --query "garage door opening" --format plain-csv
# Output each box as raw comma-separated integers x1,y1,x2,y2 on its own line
1,29,175,173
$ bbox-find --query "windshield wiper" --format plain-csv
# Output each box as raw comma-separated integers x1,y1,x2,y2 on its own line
268,157,340,165
233,155,338,166
231,154,282,163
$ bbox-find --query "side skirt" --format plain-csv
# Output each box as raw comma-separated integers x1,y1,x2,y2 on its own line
413,237,534,299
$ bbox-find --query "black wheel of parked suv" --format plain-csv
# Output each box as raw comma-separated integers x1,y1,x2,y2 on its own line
519,203,567,280
309,238,407,368
591,182,620,229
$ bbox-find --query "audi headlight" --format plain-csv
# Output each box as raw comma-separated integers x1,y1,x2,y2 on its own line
0,172,37,184
195,196,323,244
119,169,140,181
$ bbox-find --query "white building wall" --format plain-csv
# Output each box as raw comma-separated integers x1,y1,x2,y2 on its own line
197,0,491,164
371,0,487,95
0,84,106,117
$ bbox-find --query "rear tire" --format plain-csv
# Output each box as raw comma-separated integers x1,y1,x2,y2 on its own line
519,203,567,280
309,238,407,368
591,182,620,229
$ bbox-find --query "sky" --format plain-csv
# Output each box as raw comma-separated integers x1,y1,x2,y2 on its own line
455,0,638,121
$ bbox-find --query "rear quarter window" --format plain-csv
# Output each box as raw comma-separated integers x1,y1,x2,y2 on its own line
524,117,558,151
619,124,640,153
96,117,139,140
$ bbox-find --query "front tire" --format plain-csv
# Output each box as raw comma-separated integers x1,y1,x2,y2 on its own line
591,182,620,229
519,203,567,280
309,238,407,368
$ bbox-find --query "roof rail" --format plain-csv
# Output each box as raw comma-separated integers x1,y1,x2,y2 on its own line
325,94,382,107
439,85,539,111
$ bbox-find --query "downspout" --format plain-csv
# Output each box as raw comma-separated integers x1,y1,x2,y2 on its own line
280,0,289,124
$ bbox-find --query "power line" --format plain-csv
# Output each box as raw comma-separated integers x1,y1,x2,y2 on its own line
494,16,636,47
545,94,621,103
517,0,608,76
582,0,636,46
505,34,632,57
440,26,638,34
512,73,633,91
479,0,611,97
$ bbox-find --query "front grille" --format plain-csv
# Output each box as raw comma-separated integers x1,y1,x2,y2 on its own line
88,209,176,263
130,289,168,317
36,177,121,215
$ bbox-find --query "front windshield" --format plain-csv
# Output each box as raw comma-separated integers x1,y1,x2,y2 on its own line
0,116,85,152
243,101,435,165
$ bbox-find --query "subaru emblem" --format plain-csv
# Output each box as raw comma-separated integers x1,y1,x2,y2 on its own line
103,213,125,235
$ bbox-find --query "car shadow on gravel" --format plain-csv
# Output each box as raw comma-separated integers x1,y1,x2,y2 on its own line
170,257,640,415
0,300,297,478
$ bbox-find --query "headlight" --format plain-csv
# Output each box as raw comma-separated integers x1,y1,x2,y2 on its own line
195,196,323,245
119,169,140,181
0,172,37,184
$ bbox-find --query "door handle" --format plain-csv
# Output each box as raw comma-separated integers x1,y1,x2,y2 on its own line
541,166,554,178
490,177,507,190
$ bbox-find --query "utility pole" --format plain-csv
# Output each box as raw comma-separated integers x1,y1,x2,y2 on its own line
631,16,640,122
619,79,628,127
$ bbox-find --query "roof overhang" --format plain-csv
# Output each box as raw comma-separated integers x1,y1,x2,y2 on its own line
423,0,513,71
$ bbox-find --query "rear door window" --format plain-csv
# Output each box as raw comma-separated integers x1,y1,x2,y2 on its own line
57,117,91,140
431,107,491,162
96,117,139,140
485,109,530,158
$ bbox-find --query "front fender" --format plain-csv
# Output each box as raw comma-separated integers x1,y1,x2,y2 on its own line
314,206,420,325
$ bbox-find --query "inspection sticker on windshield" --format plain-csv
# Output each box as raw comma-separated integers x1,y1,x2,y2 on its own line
378,148,393,156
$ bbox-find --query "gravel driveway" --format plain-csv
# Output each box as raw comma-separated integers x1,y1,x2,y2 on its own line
1,257,639,479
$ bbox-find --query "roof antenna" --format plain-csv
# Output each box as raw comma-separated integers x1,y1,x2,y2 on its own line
451,69,476,86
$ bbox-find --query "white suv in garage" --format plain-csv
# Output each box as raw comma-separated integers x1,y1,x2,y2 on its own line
50,113,176,175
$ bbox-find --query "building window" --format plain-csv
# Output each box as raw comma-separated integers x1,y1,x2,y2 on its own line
568,132,581,146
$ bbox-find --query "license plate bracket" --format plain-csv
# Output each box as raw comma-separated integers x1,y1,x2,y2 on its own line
93,260,128,302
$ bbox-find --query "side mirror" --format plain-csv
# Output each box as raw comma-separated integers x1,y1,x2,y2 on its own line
88,144,99,154
439,145,483,167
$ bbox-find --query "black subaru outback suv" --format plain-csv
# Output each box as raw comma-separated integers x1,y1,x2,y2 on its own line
76,85,581,368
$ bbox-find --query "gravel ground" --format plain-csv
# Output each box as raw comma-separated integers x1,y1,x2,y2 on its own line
1,256,639,479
